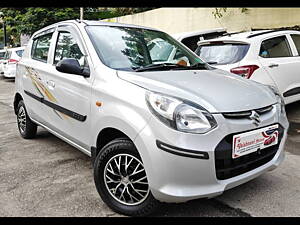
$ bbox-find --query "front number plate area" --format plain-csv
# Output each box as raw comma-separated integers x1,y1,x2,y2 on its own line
232,124,279,159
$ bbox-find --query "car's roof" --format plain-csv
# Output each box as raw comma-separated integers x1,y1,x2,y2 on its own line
34,19,160,35
172,28,226,40
197,29,300,45
83,20,160,31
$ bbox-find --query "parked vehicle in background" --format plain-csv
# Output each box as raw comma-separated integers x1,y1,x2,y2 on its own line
14,20,288,216
3,47,25,78
0,49,5,59
147,38,191,66
172,28,227,51
0,49,7,75
147,29,227,66
195,30,300,105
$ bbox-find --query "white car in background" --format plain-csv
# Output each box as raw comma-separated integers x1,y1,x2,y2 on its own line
147,38,191,66
195,30,300,105
0,49,6,75
147,29,227,67
172,28,227,51
3,47,25,78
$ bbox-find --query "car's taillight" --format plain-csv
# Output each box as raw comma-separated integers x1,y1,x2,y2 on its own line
8,59,19,64
230,65,259,79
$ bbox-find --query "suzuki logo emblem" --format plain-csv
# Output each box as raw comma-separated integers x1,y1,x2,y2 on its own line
249,111,261,126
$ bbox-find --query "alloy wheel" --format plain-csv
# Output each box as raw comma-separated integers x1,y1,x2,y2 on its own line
104,153,150,206
18,106,26,133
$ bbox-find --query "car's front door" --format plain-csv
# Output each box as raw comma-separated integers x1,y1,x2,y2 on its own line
286,33,300,103
258,34,300,103
43,25,93,152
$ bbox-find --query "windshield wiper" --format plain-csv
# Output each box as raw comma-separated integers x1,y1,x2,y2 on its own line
133,62,210,72
134,63,188,72
206,61,218,65
188,62,209,69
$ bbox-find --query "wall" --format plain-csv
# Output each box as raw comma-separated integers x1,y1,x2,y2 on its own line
103,8,300,34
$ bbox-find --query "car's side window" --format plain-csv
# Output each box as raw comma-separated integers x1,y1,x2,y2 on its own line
259,36,292,58
290,34,300,56
31,33,53,63
5,51,11,60
54,31,86,68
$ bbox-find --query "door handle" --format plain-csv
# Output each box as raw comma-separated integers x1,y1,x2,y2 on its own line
268,63,279,68
46,80,55,88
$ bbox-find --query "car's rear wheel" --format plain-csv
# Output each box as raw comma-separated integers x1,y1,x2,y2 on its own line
93,138,160,216
17,100,37,139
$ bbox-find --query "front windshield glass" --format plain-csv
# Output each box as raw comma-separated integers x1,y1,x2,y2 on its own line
85,25,204,71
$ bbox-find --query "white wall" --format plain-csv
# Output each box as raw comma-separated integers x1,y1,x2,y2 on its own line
103,8,300,34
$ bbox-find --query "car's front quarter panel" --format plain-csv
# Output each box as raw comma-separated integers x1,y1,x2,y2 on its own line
14,61,26,109
90,68,153,150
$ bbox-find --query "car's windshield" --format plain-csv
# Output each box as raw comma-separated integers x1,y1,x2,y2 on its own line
195,43,250,65
4,51,12,60
16,50,24,58
0,51,5,59
85,25,204,71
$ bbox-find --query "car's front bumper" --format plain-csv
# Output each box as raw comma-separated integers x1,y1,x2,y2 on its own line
134,104,289,203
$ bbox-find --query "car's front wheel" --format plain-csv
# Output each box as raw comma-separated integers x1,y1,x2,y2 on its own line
93,138,160,216
17,100,37,139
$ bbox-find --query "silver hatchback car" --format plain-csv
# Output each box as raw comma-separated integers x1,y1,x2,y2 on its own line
14,20,289,216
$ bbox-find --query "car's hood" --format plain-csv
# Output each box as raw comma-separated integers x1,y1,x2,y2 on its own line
117,68,277,113
209,64,236,72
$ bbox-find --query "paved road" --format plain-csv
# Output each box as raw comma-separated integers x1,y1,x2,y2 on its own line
0,76,299,217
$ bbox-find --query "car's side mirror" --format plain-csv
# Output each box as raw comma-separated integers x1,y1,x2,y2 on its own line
56,58,90,77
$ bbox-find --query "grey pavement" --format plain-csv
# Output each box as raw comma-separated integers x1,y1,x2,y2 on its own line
0,76,299,217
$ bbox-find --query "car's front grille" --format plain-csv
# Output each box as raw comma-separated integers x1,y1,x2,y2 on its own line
222,105,274,119
214,124,284,180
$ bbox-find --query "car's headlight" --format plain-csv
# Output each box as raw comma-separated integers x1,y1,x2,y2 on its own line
267,85,285,114
145,91,217,134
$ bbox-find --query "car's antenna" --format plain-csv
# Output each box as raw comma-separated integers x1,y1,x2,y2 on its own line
75,19,87,25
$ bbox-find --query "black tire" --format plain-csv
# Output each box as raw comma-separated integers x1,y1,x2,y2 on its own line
17,100,37,139
93,138,160,216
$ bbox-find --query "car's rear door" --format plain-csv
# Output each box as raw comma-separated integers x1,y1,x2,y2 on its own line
19,29,55,123
258,34,300,103
42,25,93,152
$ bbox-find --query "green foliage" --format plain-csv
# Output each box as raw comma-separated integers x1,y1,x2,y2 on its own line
0,8,96,35
0,7,156,47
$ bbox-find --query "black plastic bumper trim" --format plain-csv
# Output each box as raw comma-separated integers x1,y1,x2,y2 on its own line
24,90,87,122
156,140,209,160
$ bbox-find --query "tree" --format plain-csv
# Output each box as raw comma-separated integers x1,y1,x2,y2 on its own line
0,7,156,47
0,8,100,35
